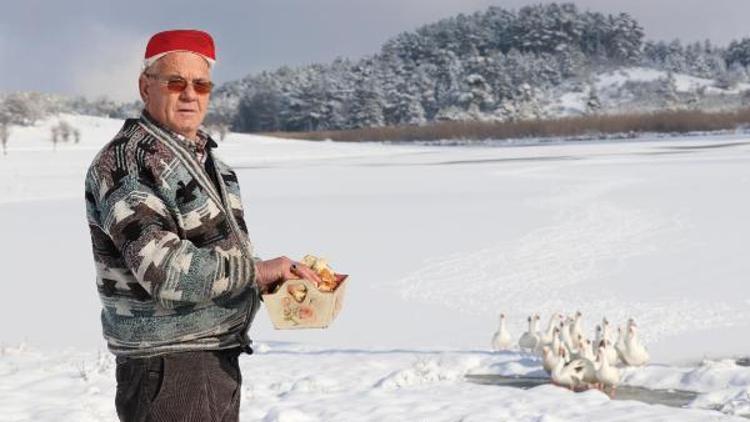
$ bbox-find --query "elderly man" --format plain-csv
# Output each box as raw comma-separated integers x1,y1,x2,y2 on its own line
84,29,321,421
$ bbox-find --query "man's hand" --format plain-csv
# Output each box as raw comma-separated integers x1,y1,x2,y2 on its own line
255,256,323,294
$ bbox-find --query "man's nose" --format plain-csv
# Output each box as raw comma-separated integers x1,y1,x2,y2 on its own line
179,84,199,101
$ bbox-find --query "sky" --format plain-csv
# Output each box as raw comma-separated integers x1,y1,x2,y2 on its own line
2,0,750,102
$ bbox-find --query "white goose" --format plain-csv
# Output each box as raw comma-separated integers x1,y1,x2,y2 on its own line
542,346,558,375
542,327,566,374
621,323,650,366
550,326,563,359
491,313,513,351
538,313,563,350
594,324,604,347
518,314,541,353
560,317,577,355
627,318,637,330
614,326,627,363
595,341,621,396
602,338,619,367
551,347,596,390
595,323,618,365
602,317,613,343
569,311,584,342
578,337,596,362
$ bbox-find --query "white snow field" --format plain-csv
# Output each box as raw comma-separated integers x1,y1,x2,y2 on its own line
2,114,750,420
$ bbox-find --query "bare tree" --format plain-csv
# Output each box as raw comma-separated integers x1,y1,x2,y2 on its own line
50,120,78,150
218,123,228,141
58,121,72,143
0,123,9,156
51,126,60,151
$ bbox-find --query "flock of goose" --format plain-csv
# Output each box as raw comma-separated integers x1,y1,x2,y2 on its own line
491,311,650,396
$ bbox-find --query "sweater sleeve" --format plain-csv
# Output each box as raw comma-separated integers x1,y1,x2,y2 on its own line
92,171,257,309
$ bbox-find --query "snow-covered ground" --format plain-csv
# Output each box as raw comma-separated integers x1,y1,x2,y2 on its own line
545,66,750,116
4,342,749,421
2,114,750,420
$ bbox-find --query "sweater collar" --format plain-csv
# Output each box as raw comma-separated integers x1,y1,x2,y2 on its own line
139,110,217,155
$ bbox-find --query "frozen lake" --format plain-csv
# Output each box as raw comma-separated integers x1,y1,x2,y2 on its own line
2,114,750,420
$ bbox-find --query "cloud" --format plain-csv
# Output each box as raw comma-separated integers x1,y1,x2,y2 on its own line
5,0,750,99
70,25,146,102
0,26,6,83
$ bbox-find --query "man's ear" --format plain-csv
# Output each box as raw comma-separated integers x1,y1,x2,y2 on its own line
138,74,149,104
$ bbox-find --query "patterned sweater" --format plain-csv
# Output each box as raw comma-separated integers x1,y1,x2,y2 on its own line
84,112,261,357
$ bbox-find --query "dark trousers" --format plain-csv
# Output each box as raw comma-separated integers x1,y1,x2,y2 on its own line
115,348,243,422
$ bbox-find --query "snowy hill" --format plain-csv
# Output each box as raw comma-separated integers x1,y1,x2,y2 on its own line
544,67,750,117
3,114,750,420
6,4,750,139
210,3,750,134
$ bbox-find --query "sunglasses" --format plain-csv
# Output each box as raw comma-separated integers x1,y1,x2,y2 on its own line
145,73,214,95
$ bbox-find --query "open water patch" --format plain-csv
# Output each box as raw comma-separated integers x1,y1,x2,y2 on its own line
465,374,699,409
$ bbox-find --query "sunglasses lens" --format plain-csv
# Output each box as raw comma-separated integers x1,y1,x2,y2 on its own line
193,80,213,94
166,78,188,93
152,75,212,95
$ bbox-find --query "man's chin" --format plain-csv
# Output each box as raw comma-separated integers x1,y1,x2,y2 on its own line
168,118,202,138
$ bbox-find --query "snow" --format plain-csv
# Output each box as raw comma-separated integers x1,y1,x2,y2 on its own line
593,67,721,93
3,114,750,420
544,67,750,117
2,343,747,421
0,113,423,204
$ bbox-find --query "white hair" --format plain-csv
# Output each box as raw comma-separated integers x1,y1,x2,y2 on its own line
141,50,215,74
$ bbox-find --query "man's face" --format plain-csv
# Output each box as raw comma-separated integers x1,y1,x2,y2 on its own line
139,52,211,139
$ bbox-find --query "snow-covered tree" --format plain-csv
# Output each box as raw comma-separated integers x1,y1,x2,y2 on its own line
659,71,680,109
202,3,749,131
606,13,643,64
513,3,583,54
460,74,494,117
388,75,427,126
346,63,386,129
586,82,602,114
235,89,282,132
726,38,750,67
715,62,747,90
512,83,544,121
347,84,386,129
433,49,464,112
0,93,46,126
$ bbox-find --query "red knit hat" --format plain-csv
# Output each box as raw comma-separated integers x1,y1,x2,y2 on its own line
144,29,216,69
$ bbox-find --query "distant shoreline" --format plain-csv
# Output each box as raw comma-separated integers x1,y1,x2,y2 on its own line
259,108,750,144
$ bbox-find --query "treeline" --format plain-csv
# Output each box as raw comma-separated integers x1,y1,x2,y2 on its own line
216,3,646,132
212,2,750,134
0,92,140,127
7,2,750,139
